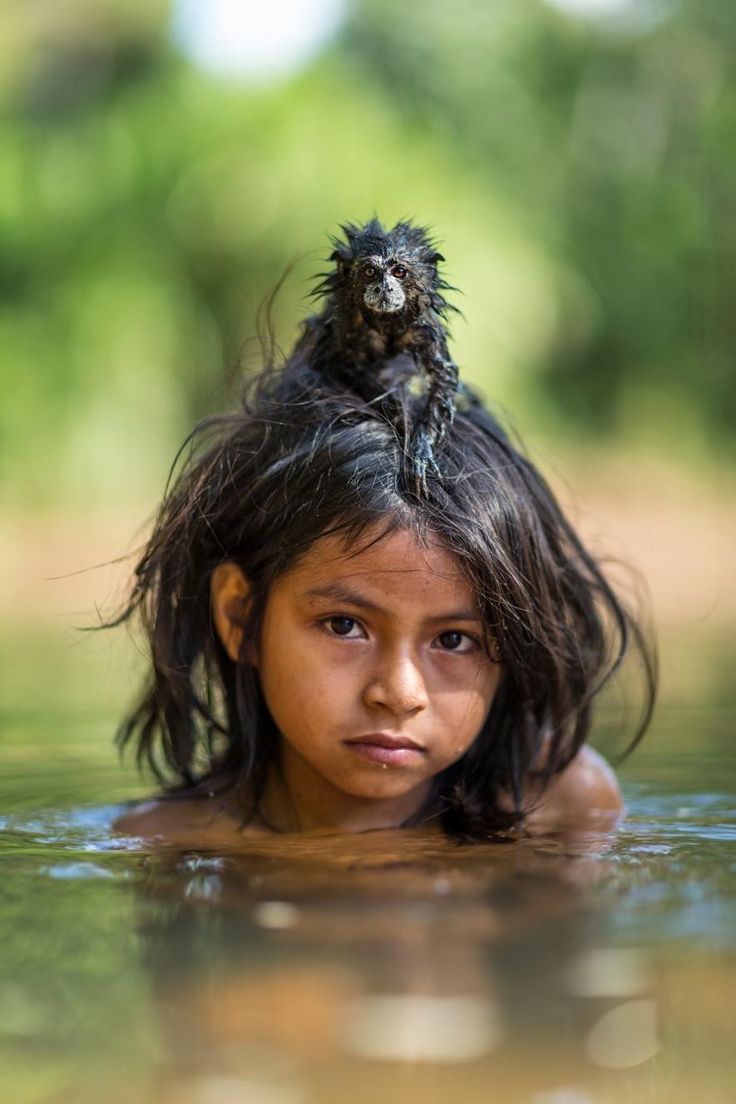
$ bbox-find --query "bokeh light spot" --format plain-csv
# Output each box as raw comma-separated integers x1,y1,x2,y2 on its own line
171,0,347,82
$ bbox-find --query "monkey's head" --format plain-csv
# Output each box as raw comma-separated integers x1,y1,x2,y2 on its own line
318,218,451,321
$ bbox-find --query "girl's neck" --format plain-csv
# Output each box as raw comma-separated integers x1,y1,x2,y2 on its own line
257,752,433,835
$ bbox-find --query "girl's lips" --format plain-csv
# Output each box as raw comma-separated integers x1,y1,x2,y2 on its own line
344,735,426,767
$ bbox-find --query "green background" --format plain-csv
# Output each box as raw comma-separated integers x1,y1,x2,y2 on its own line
3,0,734,511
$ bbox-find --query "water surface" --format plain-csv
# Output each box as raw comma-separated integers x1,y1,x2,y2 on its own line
1,630,734,1104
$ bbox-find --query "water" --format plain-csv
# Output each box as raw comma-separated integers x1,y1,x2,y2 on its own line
1,631,735,1103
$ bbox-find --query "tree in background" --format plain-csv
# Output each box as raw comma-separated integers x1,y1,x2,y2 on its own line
345,0,736,449
1,0,733,507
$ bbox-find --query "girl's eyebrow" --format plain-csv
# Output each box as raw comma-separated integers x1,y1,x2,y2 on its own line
303,582,481,622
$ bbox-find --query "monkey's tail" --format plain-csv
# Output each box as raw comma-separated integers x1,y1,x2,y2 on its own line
404,355,459,495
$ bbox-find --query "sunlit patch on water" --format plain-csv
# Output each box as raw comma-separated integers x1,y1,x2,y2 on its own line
254,901,301,930
564,948,653,998
585,997,660,1069
339,994,503,1062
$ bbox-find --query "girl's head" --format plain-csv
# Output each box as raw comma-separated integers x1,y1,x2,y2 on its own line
117,361,655,837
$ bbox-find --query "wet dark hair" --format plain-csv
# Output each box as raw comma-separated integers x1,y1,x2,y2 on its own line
112,358,656,840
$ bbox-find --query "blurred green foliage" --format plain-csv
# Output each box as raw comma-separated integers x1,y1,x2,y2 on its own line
1,0,734,508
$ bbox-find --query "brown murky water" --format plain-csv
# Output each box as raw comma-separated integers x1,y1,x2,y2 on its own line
1,632,735,1103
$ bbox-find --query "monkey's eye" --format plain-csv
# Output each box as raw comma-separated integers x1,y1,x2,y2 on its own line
363,264,376,278
391,264,408,279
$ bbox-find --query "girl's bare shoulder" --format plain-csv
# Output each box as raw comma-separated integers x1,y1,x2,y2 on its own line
113,795,269,847
524,746,624,832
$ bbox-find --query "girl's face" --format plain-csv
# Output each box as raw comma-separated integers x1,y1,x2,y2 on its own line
247,525,501,829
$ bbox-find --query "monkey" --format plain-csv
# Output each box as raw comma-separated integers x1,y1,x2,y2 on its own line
287,218,460,491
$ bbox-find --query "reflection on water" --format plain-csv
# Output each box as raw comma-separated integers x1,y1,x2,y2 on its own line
1,695,735,1102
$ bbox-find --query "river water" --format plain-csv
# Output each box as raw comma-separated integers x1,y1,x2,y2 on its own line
1,629,734,1103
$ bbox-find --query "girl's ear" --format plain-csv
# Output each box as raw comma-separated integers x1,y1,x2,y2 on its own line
210,562,256,664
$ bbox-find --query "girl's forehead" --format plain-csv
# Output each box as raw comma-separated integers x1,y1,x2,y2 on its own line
286,526,474,602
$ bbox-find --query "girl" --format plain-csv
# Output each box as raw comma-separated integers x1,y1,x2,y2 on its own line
113,240,656,844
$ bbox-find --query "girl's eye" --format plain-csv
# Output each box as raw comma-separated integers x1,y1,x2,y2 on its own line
436,631,474,653
326,616,362,638
392,264,407,278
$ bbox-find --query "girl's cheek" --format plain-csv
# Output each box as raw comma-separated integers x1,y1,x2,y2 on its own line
433,653,495,691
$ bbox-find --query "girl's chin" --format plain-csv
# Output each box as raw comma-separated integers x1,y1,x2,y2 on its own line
334,772,431,803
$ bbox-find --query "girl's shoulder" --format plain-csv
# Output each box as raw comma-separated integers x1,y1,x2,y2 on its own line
523,746,624,833
113,794,270,847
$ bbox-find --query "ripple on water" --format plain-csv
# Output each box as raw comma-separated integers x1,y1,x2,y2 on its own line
0,805,143,851
41,861,117,880
0,787,734,947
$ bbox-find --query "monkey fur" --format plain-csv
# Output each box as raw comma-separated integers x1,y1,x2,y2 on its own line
288,218,460,490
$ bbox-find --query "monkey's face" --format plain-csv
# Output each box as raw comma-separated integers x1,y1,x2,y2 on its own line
357,256,416,316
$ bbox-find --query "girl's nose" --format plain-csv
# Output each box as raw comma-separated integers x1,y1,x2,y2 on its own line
362,650,429,716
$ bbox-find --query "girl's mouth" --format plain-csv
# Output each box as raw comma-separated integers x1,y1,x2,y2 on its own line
344,734,426,767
